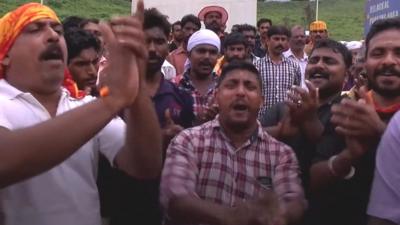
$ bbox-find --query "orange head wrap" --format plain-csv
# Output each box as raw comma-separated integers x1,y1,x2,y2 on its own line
0,2,84,98
309,20,327,32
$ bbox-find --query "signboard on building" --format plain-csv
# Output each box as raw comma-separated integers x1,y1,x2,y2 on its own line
365,0,400,36
131,0,257,32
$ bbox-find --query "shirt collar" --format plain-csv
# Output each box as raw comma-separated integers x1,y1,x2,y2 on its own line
251,53,260,59
210,117,266,142
180,70,218,91
154,75,175,96
265,53,288,64
283,49,308,60
175,46,187,54
318,93,344,111
0,79,70,100
250,53,260,62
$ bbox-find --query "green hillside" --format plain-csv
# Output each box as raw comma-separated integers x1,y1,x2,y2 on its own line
258,0,365,41
1,0,365,40
0,0,131,19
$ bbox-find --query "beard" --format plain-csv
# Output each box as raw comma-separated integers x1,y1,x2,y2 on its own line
368,66,400,98
369,79,400,98
226,56,243,63
206,22,221,34
146,51,165,77
318,84,342,99
146,61,163,78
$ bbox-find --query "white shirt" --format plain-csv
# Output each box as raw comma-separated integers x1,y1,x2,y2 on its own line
161,60,177,81
367,111,400,224
0,80,125,225
283,49,308,88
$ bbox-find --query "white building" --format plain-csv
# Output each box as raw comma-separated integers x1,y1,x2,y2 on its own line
132,0,257,32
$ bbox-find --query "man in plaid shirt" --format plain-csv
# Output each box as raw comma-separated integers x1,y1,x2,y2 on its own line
255,25,301,118
161,61,306,225
177,29,220,125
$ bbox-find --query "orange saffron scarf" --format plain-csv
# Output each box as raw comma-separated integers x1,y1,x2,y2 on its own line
0,2,84,98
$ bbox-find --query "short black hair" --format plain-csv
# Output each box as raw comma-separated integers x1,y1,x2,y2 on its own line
267,25,290,38
365,17,400,55
181,14,201,29
172,21,182,31
143,8,171,37
223,32,248,49
62,16,85,32
65,28,101,64
217,61,262,90
257,18,272,28
311,39,353,69
237,24,257,34
231,24,240,32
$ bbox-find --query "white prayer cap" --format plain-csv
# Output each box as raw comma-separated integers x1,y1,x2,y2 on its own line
187,29,221,53
346,41,362,50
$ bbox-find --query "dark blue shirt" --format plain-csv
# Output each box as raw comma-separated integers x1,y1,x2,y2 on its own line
153,76,194,128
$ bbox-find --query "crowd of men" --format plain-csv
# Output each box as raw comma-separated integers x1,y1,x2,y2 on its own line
0,1,399,225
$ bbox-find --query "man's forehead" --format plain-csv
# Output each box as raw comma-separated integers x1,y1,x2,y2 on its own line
368,29,400,47
270,34,288,39
193,43,218,50
260,23,271,27
220,69,261,87
291,27,305,34
183,22,198,28
311,29,327,33
205,11,222,18
145,27,166,36
243,30,255,35
72,48,99,60
225,70,257,79
227,43,245,48
311,48,342,59
27,18,61,27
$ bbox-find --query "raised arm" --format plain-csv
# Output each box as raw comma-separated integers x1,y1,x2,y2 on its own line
0,1,149,188
112,1,162,179
0,96,128,188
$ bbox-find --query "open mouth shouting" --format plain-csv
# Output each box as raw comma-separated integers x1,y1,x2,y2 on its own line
231,101,249,115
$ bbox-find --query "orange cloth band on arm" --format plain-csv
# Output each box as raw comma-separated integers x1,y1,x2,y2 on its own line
99,86,110,97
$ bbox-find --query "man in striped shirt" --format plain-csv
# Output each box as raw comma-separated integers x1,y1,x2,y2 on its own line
255,25,301,118
161,61,305,225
